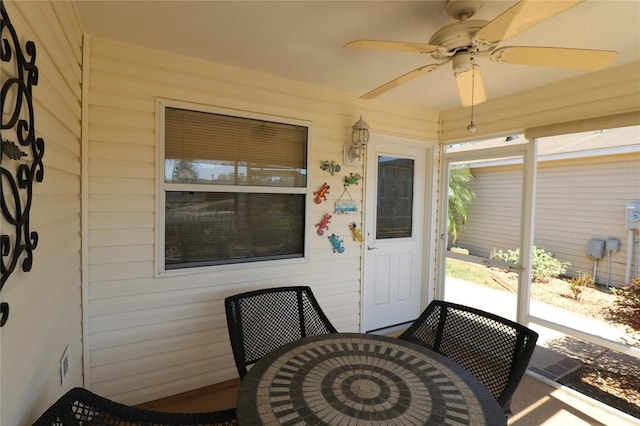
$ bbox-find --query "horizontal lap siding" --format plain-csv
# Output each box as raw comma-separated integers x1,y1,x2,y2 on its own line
534,154,640,286
456,153,640,287
457,165,523,255
85,36,438,404
1,1,83,425
440,62,640,143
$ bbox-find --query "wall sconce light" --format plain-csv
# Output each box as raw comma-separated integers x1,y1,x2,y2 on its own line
344,115,370,164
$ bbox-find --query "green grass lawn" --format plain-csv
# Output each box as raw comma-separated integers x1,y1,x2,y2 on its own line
446,258,505,291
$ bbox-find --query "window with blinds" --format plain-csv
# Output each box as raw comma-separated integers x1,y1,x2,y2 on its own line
162,106,309,270
165,108,307,186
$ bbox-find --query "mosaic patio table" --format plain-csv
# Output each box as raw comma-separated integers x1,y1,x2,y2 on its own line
236,333,506,425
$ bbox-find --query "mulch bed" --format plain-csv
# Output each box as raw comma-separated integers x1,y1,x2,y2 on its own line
561,365,640,419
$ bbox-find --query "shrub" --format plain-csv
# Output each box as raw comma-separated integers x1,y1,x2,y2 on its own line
568,271,594,300
605,278,640,331
491,246,570,283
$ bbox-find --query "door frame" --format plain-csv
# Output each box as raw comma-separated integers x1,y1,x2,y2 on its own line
360,132,439,333
436,142,536,325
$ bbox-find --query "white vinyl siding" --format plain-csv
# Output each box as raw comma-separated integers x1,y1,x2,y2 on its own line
439,62,640,143
1,1,83,424
456,151,640,287
84,36,438,405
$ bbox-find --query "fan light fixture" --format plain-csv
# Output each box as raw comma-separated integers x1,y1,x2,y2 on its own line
453,52,486,108
344,115,370,164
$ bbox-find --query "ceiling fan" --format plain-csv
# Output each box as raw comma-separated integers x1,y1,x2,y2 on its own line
344,0,618,107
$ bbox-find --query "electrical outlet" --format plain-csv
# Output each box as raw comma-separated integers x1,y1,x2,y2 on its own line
60,346,70,385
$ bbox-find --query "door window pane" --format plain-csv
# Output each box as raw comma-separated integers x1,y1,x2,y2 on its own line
376,156,414,239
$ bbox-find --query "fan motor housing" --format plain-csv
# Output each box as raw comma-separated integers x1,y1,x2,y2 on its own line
429,20,488,59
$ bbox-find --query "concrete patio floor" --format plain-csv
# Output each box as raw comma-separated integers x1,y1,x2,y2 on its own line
509,373,639,425
446,278,640,424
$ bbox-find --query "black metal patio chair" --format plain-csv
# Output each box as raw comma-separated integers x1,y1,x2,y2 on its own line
32,387,237,426
225,286,337,380
398,300,538,416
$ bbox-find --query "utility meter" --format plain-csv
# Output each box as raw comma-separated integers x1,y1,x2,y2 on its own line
605,238,621,253
586,238,605,260
626,202,640,230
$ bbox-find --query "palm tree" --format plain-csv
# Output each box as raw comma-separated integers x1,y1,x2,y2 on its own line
448,166,476,248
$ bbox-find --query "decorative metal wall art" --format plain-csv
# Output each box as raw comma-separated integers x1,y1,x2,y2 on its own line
1,0,45,327
320,160,341,176
349,223,363,242
313,182,330,204
315,213,332,236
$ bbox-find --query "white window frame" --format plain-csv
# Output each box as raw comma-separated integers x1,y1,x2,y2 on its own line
155,99,312,276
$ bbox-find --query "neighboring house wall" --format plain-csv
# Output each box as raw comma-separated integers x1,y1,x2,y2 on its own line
83,35,439,405
453,163,523,256
1,1,83,425
456,151,640,287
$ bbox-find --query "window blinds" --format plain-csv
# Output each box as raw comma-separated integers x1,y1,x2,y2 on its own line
165,107,307,170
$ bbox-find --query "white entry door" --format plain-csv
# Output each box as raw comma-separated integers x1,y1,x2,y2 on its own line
362,135,428,332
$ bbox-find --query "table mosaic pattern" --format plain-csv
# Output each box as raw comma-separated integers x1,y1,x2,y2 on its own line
243,334,499,425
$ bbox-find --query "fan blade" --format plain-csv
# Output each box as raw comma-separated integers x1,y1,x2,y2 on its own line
476,0,585,44
491,46,617,70
360,64,441,100
344,39,445,54
455,65,487,108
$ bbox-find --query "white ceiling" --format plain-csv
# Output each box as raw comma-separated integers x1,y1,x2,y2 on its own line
75,0,640,111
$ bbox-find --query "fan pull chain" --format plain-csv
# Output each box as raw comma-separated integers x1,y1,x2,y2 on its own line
467,55,477,133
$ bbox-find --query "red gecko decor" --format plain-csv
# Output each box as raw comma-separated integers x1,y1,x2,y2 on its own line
315,213,332,236
313,182,330,204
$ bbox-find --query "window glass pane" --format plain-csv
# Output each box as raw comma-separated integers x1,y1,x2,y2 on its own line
165,108,307,187
376,156,414,239
531,125,640,345
165,191,305,268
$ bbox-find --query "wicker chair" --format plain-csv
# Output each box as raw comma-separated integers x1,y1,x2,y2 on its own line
225,286,337,380
398,300,538,416
33,387,237,426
